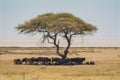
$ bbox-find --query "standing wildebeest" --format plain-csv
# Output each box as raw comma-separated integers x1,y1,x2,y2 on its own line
21,58,28,64
33,57,44,65
51,57,61,65
42,57,51,65
22,57,35,65
67,57,85,65
32,57,51,65
27,57,35,65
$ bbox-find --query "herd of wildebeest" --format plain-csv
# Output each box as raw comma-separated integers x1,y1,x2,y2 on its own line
14,57,95,65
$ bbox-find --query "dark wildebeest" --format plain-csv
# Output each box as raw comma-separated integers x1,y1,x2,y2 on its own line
33,57,49,65
42,57,51,65
86,61,95,65
67,57,85,65
89,61,95,65
22,58,29,64
14,59,22,64
51,57,61,65
14,57,86,65
22,57,35,65
86,62,90,65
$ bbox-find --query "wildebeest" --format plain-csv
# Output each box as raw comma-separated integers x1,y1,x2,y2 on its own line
86,62,90,65
90,61,95,65
21,57,35,65
86,61,95,65
51,57,85,65
14,57,88,65
69,57,85,65
21,57,28,64
51,57,61,65
30,57,51,65
14,59,22,64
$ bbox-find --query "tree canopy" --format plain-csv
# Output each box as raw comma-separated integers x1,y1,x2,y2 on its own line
16,13,97,58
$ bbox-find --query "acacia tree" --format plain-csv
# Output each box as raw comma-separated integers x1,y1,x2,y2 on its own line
16,13,97,59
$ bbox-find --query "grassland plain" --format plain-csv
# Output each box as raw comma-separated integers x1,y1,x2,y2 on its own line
0,47,120,80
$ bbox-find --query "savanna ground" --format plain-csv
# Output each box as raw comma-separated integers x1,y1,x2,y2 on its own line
0,47,120,80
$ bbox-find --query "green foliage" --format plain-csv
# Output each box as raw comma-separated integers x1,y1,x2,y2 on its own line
16,12,97,34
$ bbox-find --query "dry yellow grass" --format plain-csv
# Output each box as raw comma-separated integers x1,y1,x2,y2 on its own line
0,47,120,80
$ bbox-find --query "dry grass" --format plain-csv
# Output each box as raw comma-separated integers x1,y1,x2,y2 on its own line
0,47,120,80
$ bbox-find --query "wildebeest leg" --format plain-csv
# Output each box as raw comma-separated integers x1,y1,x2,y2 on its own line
25,61,27,64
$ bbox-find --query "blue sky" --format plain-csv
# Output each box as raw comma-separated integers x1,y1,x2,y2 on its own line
0,0,120,40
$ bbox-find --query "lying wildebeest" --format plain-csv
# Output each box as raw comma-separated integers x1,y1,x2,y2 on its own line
86,62,90,65
90,61,95,65
14,59,22,64
86,61,95,65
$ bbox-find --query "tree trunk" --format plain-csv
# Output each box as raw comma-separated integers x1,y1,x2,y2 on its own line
62,32,72,59
62,44,70,59
47,31,73,59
